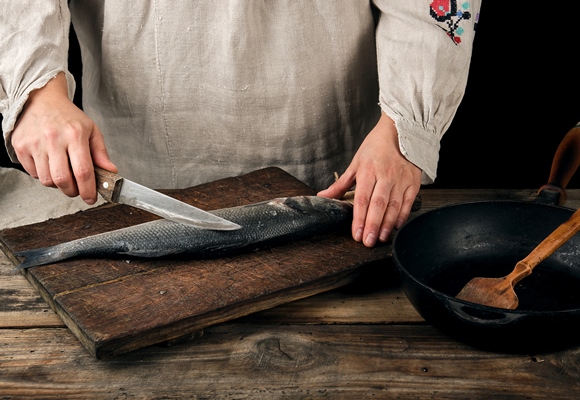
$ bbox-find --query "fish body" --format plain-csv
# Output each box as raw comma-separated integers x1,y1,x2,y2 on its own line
14,196,353,270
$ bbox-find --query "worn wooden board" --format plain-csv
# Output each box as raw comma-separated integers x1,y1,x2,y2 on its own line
4,324,580,399
0,167,391,359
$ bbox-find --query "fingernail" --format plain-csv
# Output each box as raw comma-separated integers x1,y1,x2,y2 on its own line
364,233,377,247
84,197,97,206
354,228,363,242
395,219,405,230
379,228,390,242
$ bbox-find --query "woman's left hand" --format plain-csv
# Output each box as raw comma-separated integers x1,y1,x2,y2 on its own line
318,113,421,247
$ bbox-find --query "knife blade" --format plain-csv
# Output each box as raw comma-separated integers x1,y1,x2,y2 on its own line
94,167,241,230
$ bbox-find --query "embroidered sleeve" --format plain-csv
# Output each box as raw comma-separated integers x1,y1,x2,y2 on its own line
430,0,477,45
372,0,481,184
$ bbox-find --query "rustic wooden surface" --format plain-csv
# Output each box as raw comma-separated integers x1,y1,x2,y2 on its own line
1,187,580,398
0,167,391,359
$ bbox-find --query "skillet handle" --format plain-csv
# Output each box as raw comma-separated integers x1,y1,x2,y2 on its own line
538,124,580,206
447,300,524,326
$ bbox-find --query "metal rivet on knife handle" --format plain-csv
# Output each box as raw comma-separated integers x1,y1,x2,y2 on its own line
95,167,124,203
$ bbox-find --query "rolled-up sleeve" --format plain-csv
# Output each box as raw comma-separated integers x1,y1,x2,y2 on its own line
373,0,481,184
0,0,76,162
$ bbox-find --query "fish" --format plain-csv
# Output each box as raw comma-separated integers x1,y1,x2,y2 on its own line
13,196,353,270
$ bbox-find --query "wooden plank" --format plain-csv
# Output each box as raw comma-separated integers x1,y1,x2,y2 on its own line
0,167,392,359
244,287,423,324
1,244,421,327
1,324,579,399
245,259,424,324
3,189,580,398
4,188,579,332
0,275,63,328
0,256,64,328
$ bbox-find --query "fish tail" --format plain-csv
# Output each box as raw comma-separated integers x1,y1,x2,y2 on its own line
13,246,71,270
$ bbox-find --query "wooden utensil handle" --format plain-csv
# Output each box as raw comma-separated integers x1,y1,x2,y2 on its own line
95,167,124,203
517,207,580,274
539,126,580,205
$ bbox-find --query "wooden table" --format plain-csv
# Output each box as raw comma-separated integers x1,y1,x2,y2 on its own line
2,189,580,399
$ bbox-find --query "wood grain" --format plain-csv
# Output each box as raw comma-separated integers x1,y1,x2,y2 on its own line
0,167,391,359
2,188,580,398
1,324,579,399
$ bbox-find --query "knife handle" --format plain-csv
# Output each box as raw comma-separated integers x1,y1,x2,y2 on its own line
95,167,124,203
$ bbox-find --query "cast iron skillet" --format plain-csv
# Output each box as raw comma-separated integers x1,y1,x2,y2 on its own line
392,134,580,353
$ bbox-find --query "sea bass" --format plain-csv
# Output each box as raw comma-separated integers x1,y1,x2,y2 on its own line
14,196,353,270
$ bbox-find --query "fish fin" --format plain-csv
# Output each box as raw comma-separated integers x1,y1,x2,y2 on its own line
13,247,64,270
214,238,255,250
202,239,260,255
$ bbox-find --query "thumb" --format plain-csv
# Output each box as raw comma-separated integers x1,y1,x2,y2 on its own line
318,171,355,200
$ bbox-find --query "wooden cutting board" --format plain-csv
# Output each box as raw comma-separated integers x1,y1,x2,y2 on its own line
0,167,392,359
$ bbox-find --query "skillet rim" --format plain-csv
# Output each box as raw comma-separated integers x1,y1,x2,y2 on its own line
392,199,580,315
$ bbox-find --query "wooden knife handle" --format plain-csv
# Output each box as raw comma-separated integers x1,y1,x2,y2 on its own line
95,167,124,203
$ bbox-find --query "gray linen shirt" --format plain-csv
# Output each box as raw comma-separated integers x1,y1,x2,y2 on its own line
1,0,480,190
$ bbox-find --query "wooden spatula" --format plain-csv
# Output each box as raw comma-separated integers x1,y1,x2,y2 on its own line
456,207,580,309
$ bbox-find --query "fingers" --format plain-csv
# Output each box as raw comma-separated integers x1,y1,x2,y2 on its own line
17,152,41,181
350,174,391,247
332,113,422,248
12,126,58,188
364,179,395,246
319,163,419,248
396,186,420,230
10,76,113,205
67,131,97,204
90,125,118,174
73,124,118,205
46,125,80,198
352,176,419,247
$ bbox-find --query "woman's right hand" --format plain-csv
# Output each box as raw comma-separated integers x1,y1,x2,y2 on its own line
11,72,117,204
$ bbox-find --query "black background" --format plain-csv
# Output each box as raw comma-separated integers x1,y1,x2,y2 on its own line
2,4,578,189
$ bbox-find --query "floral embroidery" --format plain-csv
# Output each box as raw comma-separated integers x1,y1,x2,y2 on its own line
430,1,478,45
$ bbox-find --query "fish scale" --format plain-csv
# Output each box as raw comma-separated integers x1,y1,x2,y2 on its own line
14,196,353,270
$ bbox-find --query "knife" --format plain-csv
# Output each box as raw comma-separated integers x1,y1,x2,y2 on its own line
94,167,241,230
